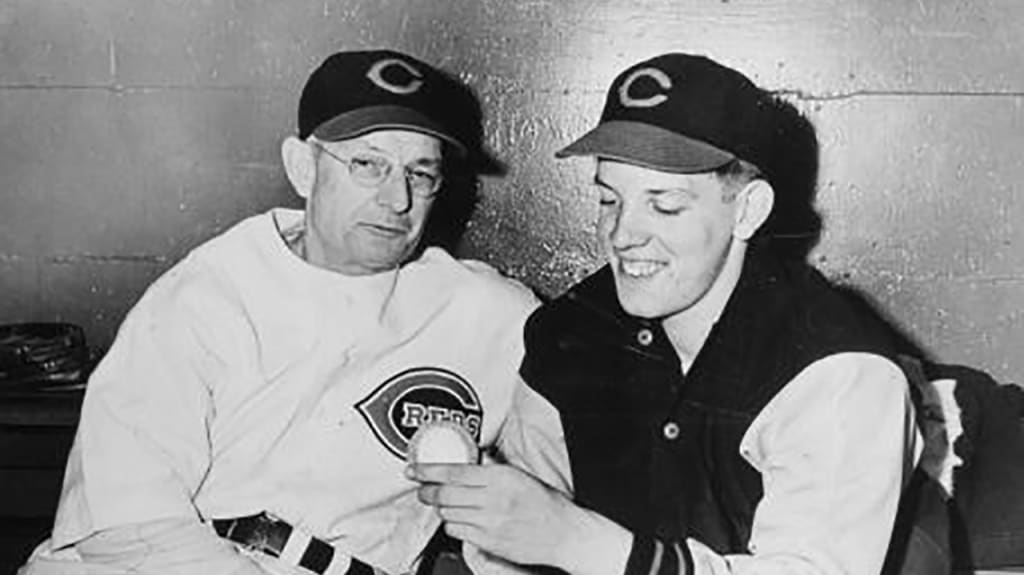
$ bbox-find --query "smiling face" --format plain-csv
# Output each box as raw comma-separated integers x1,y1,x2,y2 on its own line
595,159,746,321
303,130,443,275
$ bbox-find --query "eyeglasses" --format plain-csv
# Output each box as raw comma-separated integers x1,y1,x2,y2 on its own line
311,142,444,198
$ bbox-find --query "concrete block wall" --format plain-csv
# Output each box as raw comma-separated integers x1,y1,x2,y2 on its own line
2,0,1023,382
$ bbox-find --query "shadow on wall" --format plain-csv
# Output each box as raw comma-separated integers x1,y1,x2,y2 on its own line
753,94,936,361
418,70,504,255
835,284,933,361
757,93,823,263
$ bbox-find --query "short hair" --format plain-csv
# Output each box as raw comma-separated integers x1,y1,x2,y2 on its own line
714,158,763,201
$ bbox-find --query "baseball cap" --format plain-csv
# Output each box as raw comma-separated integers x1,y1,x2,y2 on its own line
556,53,775,174
298,50,470,155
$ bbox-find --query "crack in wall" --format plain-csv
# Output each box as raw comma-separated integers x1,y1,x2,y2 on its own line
0,84,291,93
779,89,1024,102
46,254,168,264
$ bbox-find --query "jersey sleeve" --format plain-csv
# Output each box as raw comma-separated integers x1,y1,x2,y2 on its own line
19,518,270,575
52,258,245,549
621,352,917,575
76,518,268,574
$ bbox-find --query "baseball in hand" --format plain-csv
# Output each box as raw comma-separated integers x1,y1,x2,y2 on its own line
407,421,479,465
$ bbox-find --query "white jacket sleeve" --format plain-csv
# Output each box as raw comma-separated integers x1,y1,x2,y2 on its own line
681,352,918,575
496,378,574,494
462,377,575,575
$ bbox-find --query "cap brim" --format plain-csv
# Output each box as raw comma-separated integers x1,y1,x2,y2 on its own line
312,105,467,156
555,120,734,173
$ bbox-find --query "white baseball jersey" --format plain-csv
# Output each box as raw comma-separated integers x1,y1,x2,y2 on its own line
23,208,564,575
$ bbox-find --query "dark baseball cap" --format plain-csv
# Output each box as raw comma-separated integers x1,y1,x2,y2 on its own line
556,53,775,174
298,50,469,155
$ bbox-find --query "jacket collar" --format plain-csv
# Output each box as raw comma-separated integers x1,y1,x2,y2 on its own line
564,245,788,410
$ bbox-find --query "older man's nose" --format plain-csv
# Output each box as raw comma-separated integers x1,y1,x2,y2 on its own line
376,172,413,213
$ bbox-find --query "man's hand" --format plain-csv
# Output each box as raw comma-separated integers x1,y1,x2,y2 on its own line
407,463,631,575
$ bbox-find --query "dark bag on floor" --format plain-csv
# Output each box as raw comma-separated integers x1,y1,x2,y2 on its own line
885,357,1024,574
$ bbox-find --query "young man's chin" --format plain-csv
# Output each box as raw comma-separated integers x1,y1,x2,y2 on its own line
615,285,668,320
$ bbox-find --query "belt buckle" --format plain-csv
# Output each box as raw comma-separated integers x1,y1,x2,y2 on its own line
244,512,290,558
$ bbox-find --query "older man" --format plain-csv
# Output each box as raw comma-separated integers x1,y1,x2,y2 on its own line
20,50,563,575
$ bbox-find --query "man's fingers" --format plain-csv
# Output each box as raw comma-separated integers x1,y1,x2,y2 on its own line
416,483,486,508
442,520,484,546
434,506,484,525
406,463,487,486
416,483,440,505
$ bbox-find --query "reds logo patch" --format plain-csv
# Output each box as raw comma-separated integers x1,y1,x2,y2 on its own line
356,367,483,460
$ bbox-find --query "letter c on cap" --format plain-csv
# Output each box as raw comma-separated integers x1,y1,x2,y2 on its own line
618,67,671,108
367,58,424,95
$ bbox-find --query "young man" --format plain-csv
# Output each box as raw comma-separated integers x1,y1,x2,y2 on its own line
412,53,919,575
19,50,563,575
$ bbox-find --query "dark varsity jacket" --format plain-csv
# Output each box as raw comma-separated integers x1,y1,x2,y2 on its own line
519,247,899,574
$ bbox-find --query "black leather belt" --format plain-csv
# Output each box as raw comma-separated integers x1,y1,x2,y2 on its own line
213,512,375,575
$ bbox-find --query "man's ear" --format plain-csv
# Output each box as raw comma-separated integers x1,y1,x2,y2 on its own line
733,179,774,241
281,136,316,200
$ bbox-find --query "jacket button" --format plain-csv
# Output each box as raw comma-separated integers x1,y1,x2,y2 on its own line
663,421,680,440
637,328,654,346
